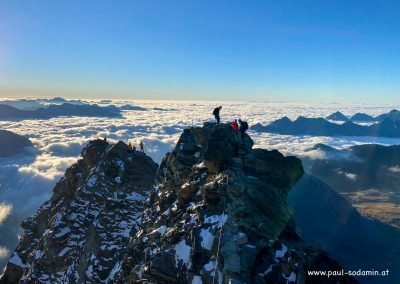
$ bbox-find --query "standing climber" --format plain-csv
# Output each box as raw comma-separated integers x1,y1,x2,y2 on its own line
239,119,249,139
128,142,133,153
213,106,222,124
140,141,144,152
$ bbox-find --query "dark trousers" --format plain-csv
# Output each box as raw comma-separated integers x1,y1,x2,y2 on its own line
215,115,220,124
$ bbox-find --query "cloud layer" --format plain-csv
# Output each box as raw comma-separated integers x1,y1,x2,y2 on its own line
0,99,399,270
0,203,12,224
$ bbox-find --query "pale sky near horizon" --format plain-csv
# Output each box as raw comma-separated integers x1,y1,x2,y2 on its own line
0,1,399,103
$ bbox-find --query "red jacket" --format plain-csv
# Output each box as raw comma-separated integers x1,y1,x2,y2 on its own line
231,121,239,131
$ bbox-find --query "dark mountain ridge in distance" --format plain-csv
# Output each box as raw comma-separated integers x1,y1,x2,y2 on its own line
251,116,400,137
376,109,400,122
0,103,122,120
0,130,33,157
326,111,349,121
119,104,147,111
303,143,400,192
326,109,400,122
288,175,400,284
301,143,400,228
350,112,375,122
0,98,85,111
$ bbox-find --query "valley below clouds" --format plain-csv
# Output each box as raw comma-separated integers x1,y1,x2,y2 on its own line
0,99,399,268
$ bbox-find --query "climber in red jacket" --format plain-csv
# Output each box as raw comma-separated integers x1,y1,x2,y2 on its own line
231,119,239,131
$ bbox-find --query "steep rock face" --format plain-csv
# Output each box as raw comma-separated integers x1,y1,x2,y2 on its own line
115,123,353,284
1,139,158,283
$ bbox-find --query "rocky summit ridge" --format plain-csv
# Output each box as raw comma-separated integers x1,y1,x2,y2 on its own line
1,123,354,284
1,140,158,283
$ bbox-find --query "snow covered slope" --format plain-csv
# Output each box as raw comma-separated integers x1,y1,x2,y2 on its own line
0,139,157,283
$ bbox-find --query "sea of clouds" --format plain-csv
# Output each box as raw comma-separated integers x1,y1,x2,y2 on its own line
0,99,399,269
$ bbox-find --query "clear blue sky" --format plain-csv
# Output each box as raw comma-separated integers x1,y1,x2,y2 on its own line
0,0,399,102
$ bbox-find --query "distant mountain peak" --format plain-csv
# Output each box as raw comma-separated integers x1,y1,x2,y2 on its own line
0,103,122,120
350,112,375,122
326,111,349,121
0,130,33,157
251,115,400,138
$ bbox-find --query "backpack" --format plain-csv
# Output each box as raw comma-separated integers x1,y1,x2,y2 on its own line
213,108,219,115
241,121,249,131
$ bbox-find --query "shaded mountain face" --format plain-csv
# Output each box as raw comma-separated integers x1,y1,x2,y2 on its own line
302,144,400,227
288,175,400,284
326,109,400,123
1,124,355,284
376,109,400,122
119,104,147,111
0,140,158,283
0,130,33,157
326,111,349,121
350,113,376,122
0,98,85,111
0,103,122,120
303,144,400,193
251,116,400,138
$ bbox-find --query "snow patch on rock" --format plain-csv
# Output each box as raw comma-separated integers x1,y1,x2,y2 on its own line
200,228,214,250
174,239,192,269
275,243,287,262
204,214,227,229
192,275,202,284
9,253,26,268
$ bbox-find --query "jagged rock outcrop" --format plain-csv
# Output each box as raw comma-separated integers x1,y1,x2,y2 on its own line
115,123,354,284
1,124,355,284
0,139,158,283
